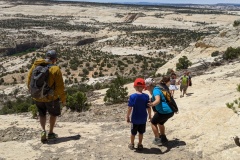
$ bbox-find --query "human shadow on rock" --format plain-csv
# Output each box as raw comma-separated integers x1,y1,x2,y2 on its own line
135,138,186,154
161,138,186,154
186,93,194,96
45,134,81,145
135,147,162,154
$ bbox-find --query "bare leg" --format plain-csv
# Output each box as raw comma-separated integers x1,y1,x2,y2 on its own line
157,124,161,136
130,134,135,144
49,115,57,134
151,123,160,138
180,85,183,97
159,125,165,136
39,116,46,131
138,134,143,145
170,90,173,97
183,88,187,97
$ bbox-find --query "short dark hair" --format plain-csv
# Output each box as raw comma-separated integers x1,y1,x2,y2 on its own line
160,76,170,84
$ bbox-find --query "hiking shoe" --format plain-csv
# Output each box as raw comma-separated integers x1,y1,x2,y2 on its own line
48,133,58,139
128,143,134,150
152,137,162,146
41,131,47,142
137,144,143,150
160,135,168,144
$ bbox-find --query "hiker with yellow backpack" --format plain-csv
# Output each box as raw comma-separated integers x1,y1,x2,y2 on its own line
27,50,66,143
178,71,190,98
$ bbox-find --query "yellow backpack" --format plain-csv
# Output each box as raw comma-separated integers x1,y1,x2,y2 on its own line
158,84,179,114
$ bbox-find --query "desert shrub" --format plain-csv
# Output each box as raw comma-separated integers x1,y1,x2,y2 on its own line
85,62,90,67
131,67,137,74
222,47,240,60
20,68,25,73
28,104,38,118
0,97,33,115
74,78,78,83
104,76,128,104
176,56,192,70
233,20,240,27
0,78,4,85
99,71,104,77
88,66,94,71
0,101,15,114
100,62,105,67
94,82,102,90
15,102,30,113
94,71,98,75
66,91,90,112
107,63,112,68
117,60,125,66
82,68,89,75
219,31,227,37
166,68,175,75
226,84,240,114
66,84,92,95
211,51,219,57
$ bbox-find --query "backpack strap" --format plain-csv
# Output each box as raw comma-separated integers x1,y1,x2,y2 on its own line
46,64,55,89
156,85,168,102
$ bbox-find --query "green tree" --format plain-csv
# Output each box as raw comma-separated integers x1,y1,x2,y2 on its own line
233,20,240,27
222,47,240,60
176,56,192,70
66,91,90,112
94,82,102,90
104,76,128,104
211,51,219,57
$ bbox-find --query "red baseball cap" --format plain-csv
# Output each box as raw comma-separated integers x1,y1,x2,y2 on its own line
134,78,145,87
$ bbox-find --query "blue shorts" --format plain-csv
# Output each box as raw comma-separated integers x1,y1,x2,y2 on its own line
131,123,146,135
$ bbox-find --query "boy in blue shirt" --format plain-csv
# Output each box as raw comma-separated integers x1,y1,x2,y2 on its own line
126,78,151,150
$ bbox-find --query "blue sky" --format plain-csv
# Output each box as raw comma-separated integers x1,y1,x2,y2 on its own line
63,0,240,4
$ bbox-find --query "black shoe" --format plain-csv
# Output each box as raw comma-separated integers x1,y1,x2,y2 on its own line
160,135,168,144
48,133,58,139
137,144,143,150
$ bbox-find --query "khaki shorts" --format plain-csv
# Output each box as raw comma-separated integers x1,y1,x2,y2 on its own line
180,84,188,92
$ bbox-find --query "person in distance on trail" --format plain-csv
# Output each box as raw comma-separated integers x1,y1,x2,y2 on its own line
126,78,151,150
169,73,178,98
186,71,192,88
145,77,174,146
27,50,66,142
178,71,189,98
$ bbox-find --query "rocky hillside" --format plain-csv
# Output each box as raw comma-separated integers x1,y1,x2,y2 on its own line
156,25,240,75
0,23,240,160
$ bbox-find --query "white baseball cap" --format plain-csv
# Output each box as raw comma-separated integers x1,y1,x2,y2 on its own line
145,78,155,86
